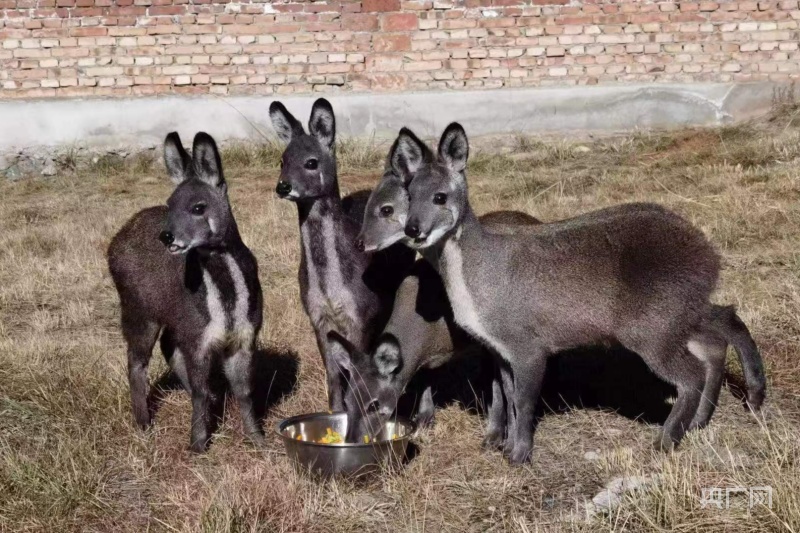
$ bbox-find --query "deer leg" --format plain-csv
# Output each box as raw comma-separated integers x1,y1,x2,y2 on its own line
121,309,159,430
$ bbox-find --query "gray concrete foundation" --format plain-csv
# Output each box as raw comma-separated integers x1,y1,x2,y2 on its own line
0,82,781,156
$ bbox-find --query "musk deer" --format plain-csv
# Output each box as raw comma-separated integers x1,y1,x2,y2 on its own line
353,173,760,452
385,123,765,464
269,98,414,412
107,132,264,453
329,210,540,443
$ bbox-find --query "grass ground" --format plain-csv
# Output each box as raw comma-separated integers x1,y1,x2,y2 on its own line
2,106,800,532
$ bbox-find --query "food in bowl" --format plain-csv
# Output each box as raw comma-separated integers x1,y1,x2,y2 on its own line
317,428,344,444
277,412,416,477
293,427,399,445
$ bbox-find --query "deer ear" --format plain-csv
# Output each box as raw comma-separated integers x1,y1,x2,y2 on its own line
163,132,191,185
438,122,469,173
388,127,430,184
373,335,402,377
191,132,225,188
269,101,305,144
308,98,336,151
327,331,361,373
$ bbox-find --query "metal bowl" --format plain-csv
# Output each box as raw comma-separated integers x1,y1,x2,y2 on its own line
276,412,415,478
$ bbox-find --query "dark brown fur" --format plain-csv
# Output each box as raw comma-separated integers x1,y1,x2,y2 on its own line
107,132,264,453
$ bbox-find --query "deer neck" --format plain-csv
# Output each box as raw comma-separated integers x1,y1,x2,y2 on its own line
297,194,355,307
422,205,483,273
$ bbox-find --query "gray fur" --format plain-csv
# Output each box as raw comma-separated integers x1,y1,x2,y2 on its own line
357,170,410,252
107,132,264,453
386,123,766,464
332,182,540,442
269,98,414,412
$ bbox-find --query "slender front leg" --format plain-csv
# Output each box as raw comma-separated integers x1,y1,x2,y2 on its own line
500,360,516,456
324,336,347,412
508,345,548,465
415,386,436,428
224,345,265,446
482,359,506,450
186,345,215,453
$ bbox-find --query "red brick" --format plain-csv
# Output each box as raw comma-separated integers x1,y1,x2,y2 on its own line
72,8,103,16
380,12,417,31
148,6,184,15
370,72,407,89
305,1,340,12
342,13,379,31
273,4,304,12
362,0,399,11
0,0,795,97
670,13,706,22
402,0,432,9
366,54,403,70
373,33,411,51
305,22,342,31
556,15,593,25
342,1,362,12
630,13,669,23
70,27,107,36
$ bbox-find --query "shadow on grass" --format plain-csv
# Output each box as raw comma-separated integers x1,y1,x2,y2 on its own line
252,345,300,421
398,345,679,428
146,345,300,435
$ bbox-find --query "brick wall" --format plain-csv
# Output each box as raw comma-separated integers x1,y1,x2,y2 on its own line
1,0,798,99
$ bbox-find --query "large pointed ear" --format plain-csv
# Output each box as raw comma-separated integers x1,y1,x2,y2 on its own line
388,127,430,184
327,330,361,373
163,132,191,185
373,335,402,377
438,122,469,173
269,101,305,144
308,98,336,151
191,132,225,188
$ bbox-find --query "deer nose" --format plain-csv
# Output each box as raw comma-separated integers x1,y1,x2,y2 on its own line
354,238,365,252
275,180,292,197
405,224,420,239
158,231,174,246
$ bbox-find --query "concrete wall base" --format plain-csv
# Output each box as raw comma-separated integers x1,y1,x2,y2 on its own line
0,82,782,171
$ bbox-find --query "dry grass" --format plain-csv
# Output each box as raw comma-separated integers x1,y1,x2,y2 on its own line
2,111,800,533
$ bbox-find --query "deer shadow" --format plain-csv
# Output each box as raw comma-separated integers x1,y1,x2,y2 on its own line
146,345,300,431
398,345,681,427
251,346,300,421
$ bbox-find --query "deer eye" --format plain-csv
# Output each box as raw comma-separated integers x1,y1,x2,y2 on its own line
366,399,380,413
304,158,318,170
191,203,206,215
433,193,447,205
379,205,394,218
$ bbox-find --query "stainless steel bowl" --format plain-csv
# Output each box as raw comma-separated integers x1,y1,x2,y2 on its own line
276,412,415,478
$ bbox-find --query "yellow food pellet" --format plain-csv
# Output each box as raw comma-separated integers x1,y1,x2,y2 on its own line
316,427,344,444
393,434,399,440
363,435,370,444
296,435,303,441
